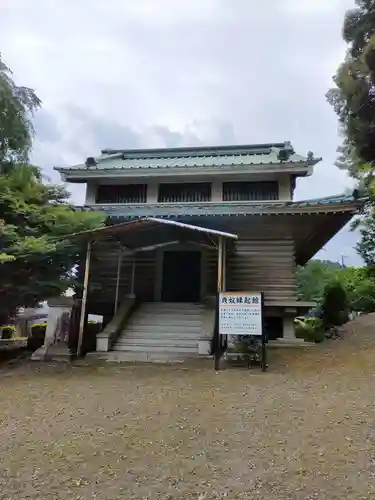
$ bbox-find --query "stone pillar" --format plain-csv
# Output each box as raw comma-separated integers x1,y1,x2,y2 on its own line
280,316,306,345
31,296,73,361
282,316,297,340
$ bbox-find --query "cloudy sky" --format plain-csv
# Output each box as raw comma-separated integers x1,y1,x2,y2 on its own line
0,0,361,265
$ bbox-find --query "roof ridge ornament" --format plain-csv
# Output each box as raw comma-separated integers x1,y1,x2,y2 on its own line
85,157,97,168
277,141,295,162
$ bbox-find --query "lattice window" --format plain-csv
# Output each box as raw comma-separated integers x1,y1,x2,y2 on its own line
158,183,211,203
222,182,279,201
96,184,147,204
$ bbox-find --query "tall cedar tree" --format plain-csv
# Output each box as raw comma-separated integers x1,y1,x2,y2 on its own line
327,1,375,266
0,55,104,323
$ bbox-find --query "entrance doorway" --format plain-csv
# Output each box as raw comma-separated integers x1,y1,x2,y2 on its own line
161,251,201,302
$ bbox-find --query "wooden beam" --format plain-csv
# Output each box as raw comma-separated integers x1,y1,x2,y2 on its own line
222,239,227,292
77,240,92,357
114,245,122,313
217,236,224,293
130,257,136,296
214,236,224,370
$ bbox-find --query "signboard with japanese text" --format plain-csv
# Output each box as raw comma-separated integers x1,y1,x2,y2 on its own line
219,291,263,336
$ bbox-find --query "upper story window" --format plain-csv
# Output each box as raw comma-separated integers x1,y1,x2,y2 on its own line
158,183,211,203
96,184,147,204
222,181,279,201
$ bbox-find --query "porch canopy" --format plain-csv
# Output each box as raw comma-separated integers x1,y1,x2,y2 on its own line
65,217,237,355
67,216,237,252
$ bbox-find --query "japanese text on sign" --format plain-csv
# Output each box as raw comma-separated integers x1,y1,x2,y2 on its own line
219,292,263,336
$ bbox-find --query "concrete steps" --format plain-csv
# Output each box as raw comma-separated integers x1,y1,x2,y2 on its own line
112,302,206,361
103,351,200,363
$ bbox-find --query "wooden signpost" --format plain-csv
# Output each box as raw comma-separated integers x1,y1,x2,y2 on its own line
218,291,267,371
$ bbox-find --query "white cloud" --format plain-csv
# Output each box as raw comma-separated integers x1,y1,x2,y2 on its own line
283,0,354,15
0,0,360,264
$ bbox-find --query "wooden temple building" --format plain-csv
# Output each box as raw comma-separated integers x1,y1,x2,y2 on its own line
54,142,363,361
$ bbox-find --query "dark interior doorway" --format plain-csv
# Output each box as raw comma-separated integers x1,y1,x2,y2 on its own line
162,251,201,302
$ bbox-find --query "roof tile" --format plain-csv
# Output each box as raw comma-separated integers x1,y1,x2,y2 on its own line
80,194,362,219
56,142,316,172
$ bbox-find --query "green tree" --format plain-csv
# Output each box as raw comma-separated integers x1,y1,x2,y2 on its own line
0,163,104,324
339,266,375,312
297,259,375,314
322,281,349,328
0,56,105,323
296,259,342,302
0,55,41,167
327,1,375,266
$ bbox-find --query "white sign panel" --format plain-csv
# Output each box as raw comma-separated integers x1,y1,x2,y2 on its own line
219,292,263,336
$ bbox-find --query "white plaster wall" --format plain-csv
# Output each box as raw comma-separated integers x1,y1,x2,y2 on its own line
278,174,292,201
147,182,158,203
85,183,97,204
211,180,223,202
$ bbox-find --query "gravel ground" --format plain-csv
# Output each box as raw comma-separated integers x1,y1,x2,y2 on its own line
1,315,375,499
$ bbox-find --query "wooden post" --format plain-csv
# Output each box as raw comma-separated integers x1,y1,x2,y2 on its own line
214,236,224,370
222,239,228,356
217,236,224,293
114,246,122,313
222,239,227,292
260,292,267,372
130,257,136,296
77,240,92,357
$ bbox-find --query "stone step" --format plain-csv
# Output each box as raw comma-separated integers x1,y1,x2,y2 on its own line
116,337,199,347
135,304,203,310
104,351,200,363
118,330,202,339
132,312,204,320
113,343,197,353
127,314,202,328
121,325,202,334
141,302,204,308
112,302,207,359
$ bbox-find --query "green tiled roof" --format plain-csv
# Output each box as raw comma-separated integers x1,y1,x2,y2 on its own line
56,142,319,172
293,194,358,205
81,193,363,220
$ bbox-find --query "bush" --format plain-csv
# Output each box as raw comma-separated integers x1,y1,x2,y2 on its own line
339,267,375,313
322,281,349,328
0,325,16,339
232,336,262,364
294,317,325,343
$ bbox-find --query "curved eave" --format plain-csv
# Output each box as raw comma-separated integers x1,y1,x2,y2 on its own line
294,210,358,265
76,198,363,219
54,163,313,182
71,198,363,266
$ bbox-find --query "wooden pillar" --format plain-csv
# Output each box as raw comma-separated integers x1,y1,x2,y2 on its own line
222,239,227,292
217,236,224,293
130,257,136,296
214,236,225,370
114,246,122,313
77,240,92,357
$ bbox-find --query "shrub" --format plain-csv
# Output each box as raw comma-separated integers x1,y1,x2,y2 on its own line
322,281,349,328
294,317,325,343
232,336,262,364
1,325,16,339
